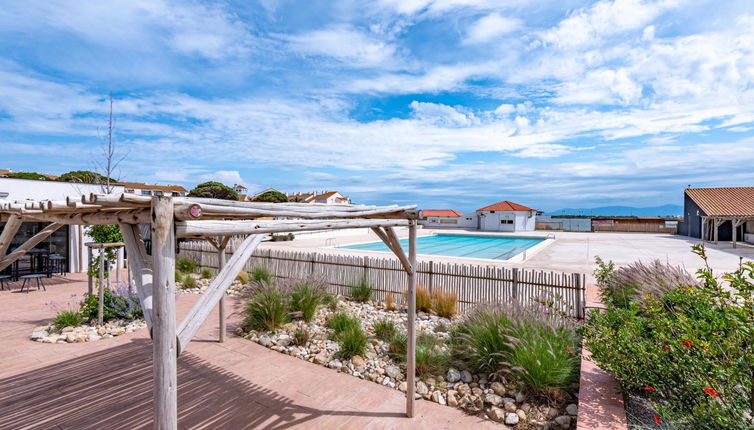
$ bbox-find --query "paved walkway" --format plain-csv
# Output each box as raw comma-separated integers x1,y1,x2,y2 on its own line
0,274,496,429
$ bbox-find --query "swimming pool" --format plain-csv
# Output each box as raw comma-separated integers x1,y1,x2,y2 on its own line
338,234,545,260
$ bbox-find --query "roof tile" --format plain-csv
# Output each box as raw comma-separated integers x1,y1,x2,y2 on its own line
476,201,535,212
685,187,754,216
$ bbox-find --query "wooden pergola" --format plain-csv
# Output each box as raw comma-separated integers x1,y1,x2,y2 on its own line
700,216,754,248
0,194,421,429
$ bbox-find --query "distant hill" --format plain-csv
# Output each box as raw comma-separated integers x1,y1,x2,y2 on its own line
545,204,683,217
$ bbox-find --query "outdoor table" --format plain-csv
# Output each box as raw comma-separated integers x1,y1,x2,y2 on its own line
19,274,46,293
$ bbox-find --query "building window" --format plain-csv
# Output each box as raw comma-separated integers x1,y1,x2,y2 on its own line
501,219,513,224
154,190,163,196
172,192,181,196
140,190,151,196
439,218,458,224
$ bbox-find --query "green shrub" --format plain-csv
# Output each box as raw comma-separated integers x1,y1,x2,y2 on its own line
326,311,360,340
339,325,368,358
373,319,397,341
416,285,432,312
176,258,197,274
594,256,697,308
251,266,272,283
236,270,250,284
181,274,197,289
389,332,450,377
322,291,339,311
451,303,579,394
243,282,290,332
289,280,325,322
349,277,372,303
432,288,457,318
200,268,213,279
293,327,310,347
54,311,83,331
583,245,754,429
79,285,143,322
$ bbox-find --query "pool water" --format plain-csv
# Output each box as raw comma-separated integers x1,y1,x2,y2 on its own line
339,234,544,260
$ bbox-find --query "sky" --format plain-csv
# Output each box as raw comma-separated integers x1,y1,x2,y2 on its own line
0,0,753,213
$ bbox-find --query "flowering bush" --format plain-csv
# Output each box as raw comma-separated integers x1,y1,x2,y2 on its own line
583,245,754,429
79,283,143,322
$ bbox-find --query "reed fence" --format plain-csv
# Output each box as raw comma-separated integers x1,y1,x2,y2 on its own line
180,240,586,319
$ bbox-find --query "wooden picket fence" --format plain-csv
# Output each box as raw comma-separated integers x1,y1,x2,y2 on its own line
179,240,587,319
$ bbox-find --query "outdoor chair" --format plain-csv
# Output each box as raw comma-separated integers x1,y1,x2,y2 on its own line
19,274,46,293
0,274,11,290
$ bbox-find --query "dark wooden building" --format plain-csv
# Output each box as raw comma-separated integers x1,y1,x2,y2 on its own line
678,187,754,247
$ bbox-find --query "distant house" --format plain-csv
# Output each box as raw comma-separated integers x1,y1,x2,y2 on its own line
288,192,315,203
419,210,477,228
233,184,247,194
118,182,187,197
679,187,754,245
477,201,537,232
313,191,350,205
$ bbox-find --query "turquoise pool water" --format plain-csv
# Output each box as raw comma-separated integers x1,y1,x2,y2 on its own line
339,234,544,260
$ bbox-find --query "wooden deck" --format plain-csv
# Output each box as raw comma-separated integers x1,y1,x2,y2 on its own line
0,273,496,429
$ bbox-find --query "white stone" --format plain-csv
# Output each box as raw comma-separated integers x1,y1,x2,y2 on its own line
385,365,401,379
460,370,473,383
486,406,505,422
416,381,429,395
504,412,519,425
566,403,578,416
555,415,572,428
446,368,461,383
431,390,446,405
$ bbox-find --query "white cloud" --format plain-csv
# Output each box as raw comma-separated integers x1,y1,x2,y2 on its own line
281,27,398,68
409,101,477,127
199,170,246,186
464,13,520,44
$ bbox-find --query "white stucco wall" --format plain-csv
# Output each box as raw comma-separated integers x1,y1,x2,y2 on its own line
420,212,477,228
478,210,536,232
0,178,125,272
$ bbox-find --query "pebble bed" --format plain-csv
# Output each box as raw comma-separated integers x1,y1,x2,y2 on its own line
237,298,578,429
30,319,147,344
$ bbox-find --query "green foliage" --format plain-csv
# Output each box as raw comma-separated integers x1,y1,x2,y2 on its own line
322,291,339,311
251,266,272,283
289,280,325,322
251,190,288,203
3,171,50,180
326,311,360,340
451,303,580,394
389,332,451,377
79,286,143,322
594,256,697,309
373,319,397,341
293,326,310,347
176,257,197,274
338,325,368,358
86,225,123,273
181,274,197,289
54,311,83,331
243,282,290,332
583,245,754,429
187,181,238,200
349,277,372,303
236,270,250,284
200,268,213,279
56,170,114,184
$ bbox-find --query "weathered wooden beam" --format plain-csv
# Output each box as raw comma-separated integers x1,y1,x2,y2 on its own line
0,223,62,272
98,248,105,326
175,203,418,220
406,221,417,418
218,246,227,343
119,224,153,329
176,234,263,354
151,196,177,430
0,214,22,258
175,218,410,238
24,209,150,225
384,227,414,275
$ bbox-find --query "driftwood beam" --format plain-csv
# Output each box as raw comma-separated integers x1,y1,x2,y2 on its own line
384,227,414,275
119,224,154,329
176,218,410,238
406,221,417,417
176,234,263,353
25,209,151,225
0,214,22,258
0,223,62,272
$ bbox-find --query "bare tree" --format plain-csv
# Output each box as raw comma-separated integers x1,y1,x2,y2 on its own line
93,93,127,194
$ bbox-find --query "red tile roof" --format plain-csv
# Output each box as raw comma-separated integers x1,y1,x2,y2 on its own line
117,182,187,193
685,187,754,217
477,201,535,212
422,209,464,217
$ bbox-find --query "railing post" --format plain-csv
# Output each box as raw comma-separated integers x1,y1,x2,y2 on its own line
428,260,434,293
512,267,519,301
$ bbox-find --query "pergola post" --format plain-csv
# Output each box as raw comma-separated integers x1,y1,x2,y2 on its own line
151,196,177,430
0,214,22,257
406,221,417,418
87,246,93,295
218,245,227,343
98,248,105,326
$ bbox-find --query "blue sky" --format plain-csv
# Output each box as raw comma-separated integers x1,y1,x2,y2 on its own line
1,0,753,212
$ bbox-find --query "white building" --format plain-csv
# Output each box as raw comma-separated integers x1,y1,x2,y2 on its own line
476,201,537,232
287,191,350,205
118,181,187,197
0,177,126,273
419,210,477,228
